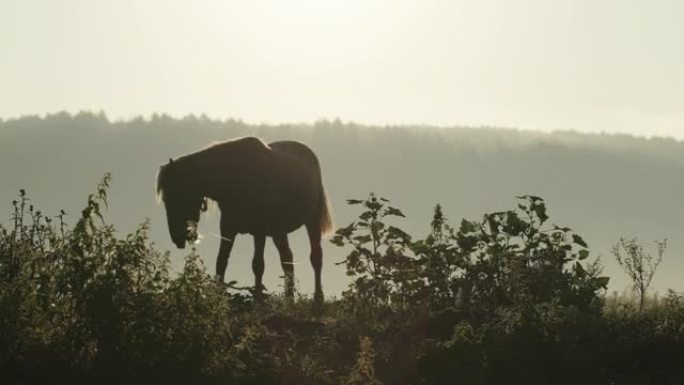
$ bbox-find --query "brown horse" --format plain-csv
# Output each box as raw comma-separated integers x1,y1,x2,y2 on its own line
156,137,333,303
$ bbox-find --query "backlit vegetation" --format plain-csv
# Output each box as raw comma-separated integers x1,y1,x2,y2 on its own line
1,176,683,384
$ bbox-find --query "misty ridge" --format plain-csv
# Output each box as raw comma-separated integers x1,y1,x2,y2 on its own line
1,110,683,296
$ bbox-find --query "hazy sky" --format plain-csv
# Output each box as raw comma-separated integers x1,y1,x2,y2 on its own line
2,0,683,138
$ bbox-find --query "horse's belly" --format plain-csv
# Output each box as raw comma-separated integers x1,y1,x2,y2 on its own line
262,207,308,235
219,178,316,235
222,203,309,236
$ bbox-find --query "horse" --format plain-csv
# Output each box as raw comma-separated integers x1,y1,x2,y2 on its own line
156,137,333,304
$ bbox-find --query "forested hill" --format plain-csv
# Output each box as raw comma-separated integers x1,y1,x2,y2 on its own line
1,111,682,295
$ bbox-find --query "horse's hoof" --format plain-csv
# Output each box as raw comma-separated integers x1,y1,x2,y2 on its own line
285,289,295,300
254,289,269,304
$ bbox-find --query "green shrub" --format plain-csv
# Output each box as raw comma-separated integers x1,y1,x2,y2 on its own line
2,179,684,385
0,176,269,384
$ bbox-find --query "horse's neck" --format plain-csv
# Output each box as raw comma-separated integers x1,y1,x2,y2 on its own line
184,147,235,201
185,141,271,203
179,152,207,199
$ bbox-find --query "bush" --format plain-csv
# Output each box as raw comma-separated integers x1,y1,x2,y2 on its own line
332,194,609,314
0,176,269,384
2,180,684,385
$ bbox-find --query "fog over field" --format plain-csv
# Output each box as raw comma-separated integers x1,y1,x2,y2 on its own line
5,1,684,382
1,112,681,297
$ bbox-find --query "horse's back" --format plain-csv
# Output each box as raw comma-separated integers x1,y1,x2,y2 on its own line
215,138,323,235
214,136,271,159
268,140,320,168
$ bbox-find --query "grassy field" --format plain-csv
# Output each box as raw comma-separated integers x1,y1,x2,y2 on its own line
2,177,683,385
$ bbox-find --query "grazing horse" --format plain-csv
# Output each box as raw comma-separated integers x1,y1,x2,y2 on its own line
156,137,333,304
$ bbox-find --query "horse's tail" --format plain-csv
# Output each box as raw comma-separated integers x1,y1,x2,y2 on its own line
318,181,334,236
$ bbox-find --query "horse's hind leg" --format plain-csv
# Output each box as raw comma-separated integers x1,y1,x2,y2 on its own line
306,222,324,306
272,233,295,300
252,234,266,301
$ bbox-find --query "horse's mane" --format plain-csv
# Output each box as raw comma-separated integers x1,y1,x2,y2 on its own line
155,163,171,203
156,137,269,203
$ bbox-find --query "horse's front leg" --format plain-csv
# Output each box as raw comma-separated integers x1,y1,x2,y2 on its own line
252,234,266,301
216,227,236,283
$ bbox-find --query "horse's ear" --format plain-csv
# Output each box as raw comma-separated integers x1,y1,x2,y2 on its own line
200,198,208,212
169,158,174,164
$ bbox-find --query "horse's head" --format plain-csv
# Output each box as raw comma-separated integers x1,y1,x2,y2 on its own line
156,159,208,249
